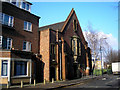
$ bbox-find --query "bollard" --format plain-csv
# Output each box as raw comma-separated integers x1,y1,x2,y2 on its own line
34,79,36,86
44,79,46,85
21,81,23,88
7,82,9,88
52,78,54,83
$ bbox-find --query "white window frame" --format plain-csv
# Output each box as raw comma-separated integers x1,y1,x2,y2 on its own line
1,37,12,50
2,0,10,2
0,12,2,24
23,41,31,51
2,13,14,27
7,38,12,49
0,36,2,48
4,0,19,7
21,1,31,12
24,21,32,32
1,60,8,77
10,0,18,6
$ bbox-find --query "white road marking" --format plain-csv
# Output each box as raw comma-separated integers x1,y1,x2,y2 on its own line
105,80,114,84
102,78,106,80
117,78,120,80
79,86,115,88
63,83,84,88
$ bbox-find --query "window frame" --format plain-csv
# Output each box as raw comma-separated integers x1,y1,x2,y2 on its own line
1,37,12,50
51,44,56,55
23,41,31,51
24,21,32,32
73,40,76,55
22,1,26,9
14,61,28,76
7,38,12,49
21,1,31,12
0,12,2,24
72,38,78,56
23,41,27,50
2,13,14,27
11,0,17,6
0,36,2,48
78,41,81,56
1,60,8,77
73,20,77,32
26,3,31,11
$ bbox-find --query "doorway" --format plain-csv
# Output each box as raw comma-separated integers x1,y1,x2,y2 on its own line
50,66,56,82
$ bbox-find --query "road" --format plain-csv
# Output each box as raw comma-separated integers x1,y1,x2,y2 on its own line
58,74,120,90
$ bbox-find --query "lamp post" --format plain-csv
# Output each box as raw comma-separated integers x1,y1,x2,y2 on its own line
100,37,107,76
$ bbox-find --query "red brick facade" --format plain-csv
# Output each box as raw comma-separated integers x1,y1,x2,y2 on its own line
1,2,40,85
2,2,39,53
39,8,92,82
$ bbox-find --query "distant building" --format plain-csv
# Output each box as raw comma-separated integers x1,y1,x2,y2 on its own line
92,58,106,70
92,60,102,70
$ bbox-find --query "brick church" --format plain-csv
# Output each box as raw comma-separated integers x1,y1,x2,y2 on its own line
39,8,92,82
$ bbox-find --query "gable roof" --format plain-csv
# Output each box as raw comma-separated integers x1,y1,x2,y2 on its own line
39,8,87,45
39,21,65,32
61,8,74,32
39,8,75,32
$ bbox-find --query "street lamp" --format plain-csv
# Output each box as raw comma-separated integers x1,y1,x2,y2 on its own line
100,37,107,76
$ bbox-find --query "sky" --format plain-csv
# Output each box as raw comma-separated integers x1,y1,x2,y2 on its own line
31,1,118,50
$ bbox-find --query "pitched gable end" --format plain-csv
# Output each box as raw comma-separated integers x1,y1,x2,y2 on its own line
61,8,86,45
61,8,75,32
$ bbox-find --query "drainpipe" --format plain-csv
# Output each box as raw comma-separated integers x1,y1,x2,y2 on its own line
30,60,32,84
60,52,62,80
59,40,62,80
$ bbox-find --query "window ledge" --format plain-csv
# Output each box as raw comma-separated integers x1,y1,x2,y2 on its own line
24,29,32,33
22,50,32,52
1,76,8,78
11,75,30,78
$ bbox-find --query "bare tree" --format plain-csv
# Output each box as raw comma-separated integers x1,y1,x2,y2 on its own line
84,23,110,72
84,30,99,74
105,49,119,64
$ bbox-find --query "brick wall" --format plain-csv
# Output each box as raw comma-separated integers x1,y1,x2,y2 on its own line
40,29,50,81
2,2,39,54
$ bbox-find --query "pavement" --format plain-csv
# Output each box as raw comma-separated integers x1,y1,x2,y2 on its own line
2,75,103,90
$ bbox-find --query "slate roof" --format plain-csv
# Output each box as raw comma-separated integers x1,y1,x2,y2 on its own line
39,21,65,32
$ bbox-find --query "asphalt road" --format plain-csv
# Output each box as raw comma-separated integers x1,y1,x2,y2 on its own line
59,74,120,90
